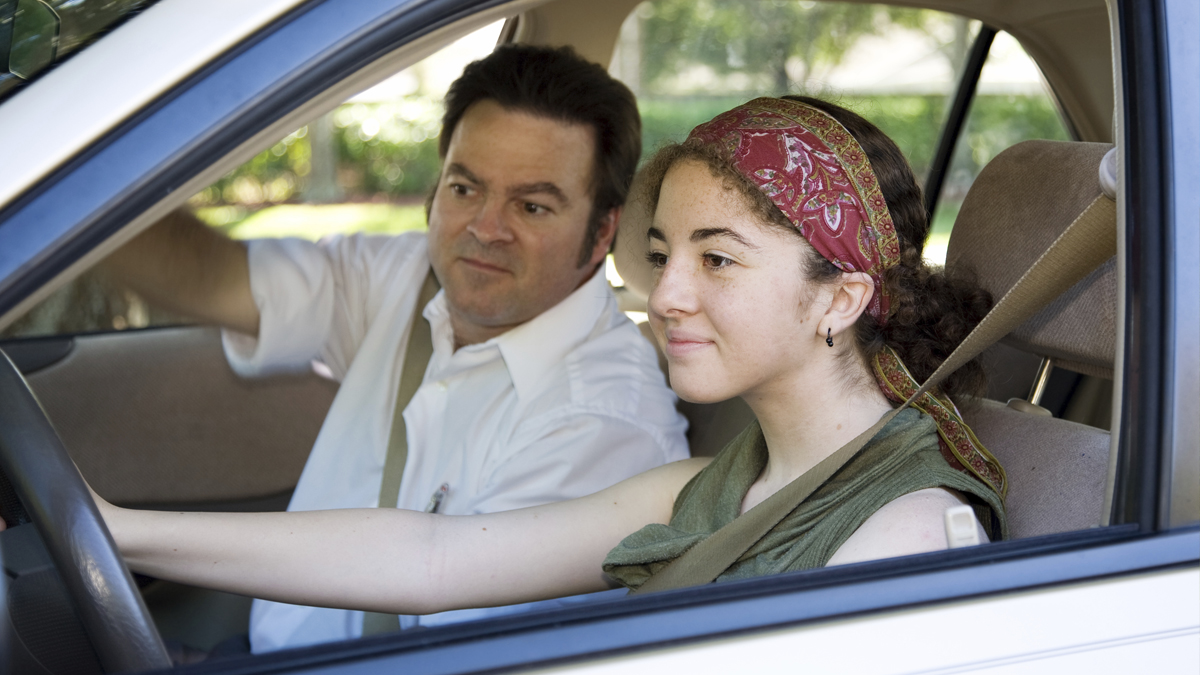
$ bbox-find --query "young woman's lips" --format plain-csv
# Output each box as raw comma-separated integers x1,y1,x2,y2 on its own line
665,332,714,358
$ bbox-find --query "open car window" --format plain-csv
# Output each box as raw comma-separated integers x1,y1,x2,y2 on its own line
0,20,504,340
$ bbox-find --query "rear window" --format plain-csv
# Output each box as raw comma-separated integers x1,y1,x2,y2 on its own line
0,0,159,104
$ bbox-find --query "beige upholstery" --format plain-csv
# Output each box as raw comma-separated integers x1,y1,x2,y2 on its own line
948,139,1118,537
964,399,1109,538
28,326,336,506
946,140,1116,379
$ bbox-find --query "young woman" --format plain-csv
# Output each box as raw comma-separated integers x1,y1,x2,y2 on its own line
94,96,1006,613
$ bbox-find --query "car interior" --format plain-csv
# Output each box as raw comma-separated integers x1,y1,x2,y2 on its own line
0,0,1128,670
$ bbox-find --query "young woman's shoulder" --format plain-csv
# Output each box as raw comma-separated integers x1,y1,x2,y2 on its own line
592,457,711,522
824,487,980,567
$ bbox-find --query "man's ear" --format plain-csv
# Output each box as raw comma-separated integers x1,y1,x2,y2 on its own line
423,170,442,223
585,206,622,268
819,271,875,340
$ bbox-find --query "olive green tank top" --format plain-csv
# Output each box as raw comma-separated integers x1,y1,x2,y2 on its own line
603,409,1006,590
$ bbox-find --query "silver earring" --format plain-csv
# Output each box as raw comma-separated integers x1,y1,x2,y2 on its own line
826,328,834,348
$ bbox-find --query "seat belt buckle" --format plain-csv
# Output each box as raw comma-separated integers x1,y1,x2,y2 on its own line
945,504,981,548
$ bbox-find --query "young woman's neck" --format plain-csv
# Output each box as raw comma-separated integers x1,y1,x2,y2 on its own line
741,354,894,496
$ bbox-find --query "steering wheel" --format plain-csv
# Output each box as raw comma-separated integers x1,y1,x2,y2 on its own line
0,349,172,672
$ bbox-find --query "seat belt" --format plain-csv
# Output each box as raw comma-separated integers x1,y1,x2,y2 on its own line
633,194,1116,595
362,269,440,636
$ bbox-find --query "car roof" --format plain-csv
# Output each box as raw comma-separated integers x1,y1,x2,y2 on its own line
0,0,1112,216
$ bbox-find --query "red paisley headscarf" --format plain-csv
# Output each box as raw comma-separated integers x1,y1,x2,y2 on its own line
685,98,1007,500
686,97,901,323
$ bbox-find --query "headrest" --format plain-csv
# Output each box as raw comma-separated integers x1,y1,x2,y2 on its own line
613,167,657,302
945,140,1117,379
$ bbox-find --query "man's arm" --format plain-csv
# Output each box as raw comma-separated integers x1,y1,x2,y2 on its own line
101,210,260,336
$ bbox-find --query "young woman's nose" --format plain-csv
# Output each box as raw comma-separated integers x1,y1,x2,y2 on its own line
648,258,699,318
465,199,514,244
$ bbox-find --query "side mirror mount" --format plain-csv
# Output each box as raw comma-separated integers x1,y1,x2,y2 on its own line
8,0,58,81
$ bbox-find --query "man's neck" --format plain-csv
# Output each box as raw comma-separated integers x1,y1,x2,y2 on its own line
449,316,520,351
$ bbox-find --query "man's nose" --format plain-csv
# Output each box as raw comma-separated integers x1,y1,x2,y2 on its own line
465,199,514,244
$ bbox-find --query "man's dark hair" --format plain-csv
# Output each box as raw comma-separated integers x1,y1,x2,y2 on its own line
440,44,641,267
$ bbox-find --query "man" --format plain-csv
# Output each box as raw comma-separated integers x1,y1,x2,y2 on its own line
104,45,688,651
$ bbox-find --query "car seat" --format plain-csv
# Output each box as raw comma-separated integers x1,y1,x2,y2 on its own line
946,139,1117,539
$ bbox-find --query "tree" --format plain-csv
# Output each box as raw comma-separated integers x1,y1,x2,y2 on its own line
638,0,934,94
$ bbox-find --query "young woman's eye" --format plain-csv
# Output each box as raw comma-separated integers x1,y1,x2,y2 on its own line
704,253,734,269
645,251,668,268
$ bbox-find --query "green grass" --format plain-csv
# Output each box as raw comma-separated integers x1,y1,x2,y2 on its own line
196,203,427,241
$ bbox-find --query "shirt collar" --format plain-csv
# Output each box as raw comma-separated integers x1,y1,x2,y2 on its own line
423,265,614,399
499,265,613,399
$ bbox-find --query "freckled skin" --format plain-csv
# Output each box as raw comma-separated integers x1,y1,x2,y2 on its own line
426,101,617,348
646,160,826,407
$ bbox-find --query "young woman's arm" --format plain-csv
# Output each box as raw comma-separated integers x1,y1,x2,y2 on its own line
99,458,708,615
824,487,986,566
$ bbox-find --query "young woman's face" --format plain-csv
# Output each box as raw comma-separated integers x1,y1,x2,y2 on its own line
646,160,827,404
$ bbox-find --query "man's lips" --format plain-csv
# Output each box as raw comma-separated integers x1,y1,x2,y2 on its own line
458,257,512,274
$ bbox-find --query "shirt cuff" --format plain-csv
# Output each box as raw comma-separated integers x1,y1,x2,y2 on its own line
222,238,335,377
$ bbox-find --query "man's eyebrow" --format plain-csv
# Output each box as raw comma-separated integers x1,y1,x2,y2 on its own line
445,163,482,184
690,227,759,248
647,227,666,242
508,181,568,205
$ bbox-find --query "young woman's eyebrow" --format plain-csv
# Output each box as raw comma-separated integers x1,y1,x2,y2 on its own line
690,227,759,249
647,226,667,242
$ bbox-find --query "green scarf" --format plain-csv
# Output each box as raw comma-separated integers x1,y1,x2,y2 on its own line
603,409,1007,590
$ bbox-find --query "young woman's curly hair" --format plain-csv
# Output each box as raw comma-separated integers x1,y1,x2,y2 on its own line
639,96,993,402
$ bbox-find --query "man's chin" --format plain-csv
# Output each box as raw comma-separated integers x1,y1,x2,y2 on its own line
443,289,531,330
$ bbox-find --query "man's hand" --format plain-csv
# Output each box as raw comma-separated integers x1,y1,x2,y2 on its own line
101,210,260,336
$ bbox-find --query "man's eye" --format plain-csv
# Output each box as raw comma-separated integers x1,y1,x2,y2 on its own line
449,183,472,197
704,254,733,269
645,251,668,268
523,202,548,215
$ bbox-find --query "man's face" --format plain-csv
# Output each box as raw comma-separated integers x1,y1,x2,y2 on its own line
427,100,617,346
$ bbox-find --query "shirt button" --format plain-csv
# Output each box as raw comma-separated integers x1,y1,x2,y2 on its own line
436,380,448,392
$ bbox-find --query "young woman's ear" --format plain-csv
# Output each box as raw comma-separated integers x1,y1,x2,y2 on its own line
818,271,875,341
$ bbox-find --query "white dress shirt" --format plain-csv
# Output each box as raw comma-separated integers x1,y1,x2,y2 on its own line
222,232,688,653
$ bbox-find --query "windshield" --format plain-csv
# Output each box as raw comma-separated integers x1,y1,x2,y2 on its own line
0,0,159,103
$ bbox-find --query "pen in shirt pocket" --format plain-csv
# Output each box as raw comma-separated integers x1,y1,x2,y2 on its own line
425,483,449,514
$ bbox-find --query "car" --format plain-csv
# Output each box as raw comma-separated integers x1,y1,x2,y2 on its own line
0,0,1196,673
